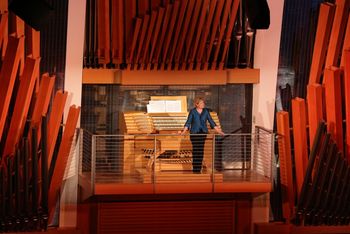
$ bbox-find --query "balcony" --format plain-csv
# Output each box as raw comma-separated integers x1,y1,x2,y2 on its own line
78,126,274,198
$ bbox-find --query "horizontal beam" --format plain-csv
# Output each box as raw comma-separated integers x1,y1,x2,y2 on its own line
82,68,260,84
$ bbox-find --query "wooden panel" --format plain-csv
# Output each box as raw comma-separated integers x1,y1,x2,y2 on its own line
276,111,294,222
308,3,335,84
0,36,23,141
226,68,260,83
134,14,150,64
219,0,240,69
138,0,149,16
82,68,119,83
188,0,209,64
214,182,272,193
255,223,350,234
153,4,172,64
324,67,344,152
212,0,232,67
25,25,40,92
97,0,110,65
325,0,350,68
139,10,157,67
182,0,203,66
128,18,142,64
49,105,80,221
340,15,350,67
124,0,136,53
29,74,55,136
307,84,323,147
151,0,162,9
111,0,124,64
235,200,251,234
155,183,213,193
14,15,24,36
0,12,8,53
98,201,234,234
120,70,227,85
174,0,196,67
148,7,165,66
47,91,68,166
161,1,180,67
117,0,124,63
25,26,40,58
3,57,40,158
82,68,260,84
196,0,217,67
254,223,290,234
0,0,7,12
344,49,350,160
204,0,225,69
15,16,25,75
167,0,188,66
291,98,308,196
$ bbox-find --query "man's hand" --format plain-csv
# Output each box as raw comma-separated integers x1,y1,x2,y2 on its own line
214,126,225,136
179,127,188,135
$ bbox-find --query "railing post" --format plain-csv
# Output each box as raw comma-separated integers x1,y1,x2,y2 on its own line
153,135,157,194
271,132,275,183
91,135,96,195
212,134,215,192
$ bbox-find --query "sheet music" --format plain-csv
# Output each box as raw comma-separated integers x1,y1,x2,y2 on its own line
147,100,166,113
165,100,182,112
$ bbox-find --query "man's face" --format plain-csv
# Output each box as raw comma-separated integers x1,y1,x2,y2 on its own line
196,100,205,109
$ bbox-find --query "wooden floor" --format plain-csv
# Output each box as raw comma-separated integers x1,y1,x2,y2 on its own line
80,169,271,195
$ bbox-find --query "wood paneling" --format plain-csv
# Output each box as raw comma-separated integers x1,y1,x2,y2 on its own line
291,98,308,196
276,111,294,222
324,67,343,152
219,0,240,69
28,74,55,149
119,70,227,85
307,84,323,147
340,16,350,67
0,36,23,142
0,12,8,56
88,0,241,70
98,201,235,234
308,3,335,84
325,0,350,68
344,49,350,160
97,0,110,65
3,57,40,157
47,91,68,165
82,68,259,84
49,105,80,221
204,0,225,70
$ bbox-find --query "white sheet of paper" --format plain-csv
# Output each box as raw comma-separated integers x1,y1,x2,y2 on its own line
165,100,182,112
147,100,166,113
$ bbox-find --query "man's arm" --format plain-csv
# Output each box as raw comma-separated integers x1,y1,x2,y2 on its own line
180,110,193,135
207,110,224,136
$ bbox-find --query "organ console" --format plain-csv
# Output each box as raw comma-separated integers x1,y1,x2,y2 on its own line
120,96,222,181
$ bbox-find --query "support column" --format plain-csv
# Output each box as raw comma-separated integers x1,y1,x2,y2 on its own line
60,0,86,228
251,0,285,228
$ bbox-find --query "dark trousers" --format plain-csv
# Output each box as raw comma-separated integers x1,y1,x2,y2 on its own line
190,133,207,173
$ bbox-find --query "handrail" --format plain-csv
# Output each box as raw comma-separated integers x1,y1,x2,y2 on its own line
255,125,274,134
78,126,274,196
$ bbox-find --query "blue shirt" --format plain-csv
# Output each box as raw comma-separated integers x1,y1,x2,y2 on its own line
184,108,217,134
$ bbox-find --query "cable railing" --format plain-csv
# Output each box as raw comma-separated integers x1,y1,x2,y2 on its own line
78,126,274,196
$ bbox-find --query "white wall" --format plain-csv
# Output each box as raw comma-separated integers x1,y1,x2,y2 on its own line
63,0,86,125
251,0,285,227
60,0,86,228
252,0,285,130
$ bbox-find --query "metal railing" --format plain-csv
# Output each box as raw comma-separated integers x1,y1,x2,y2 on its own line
78,126,274,195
